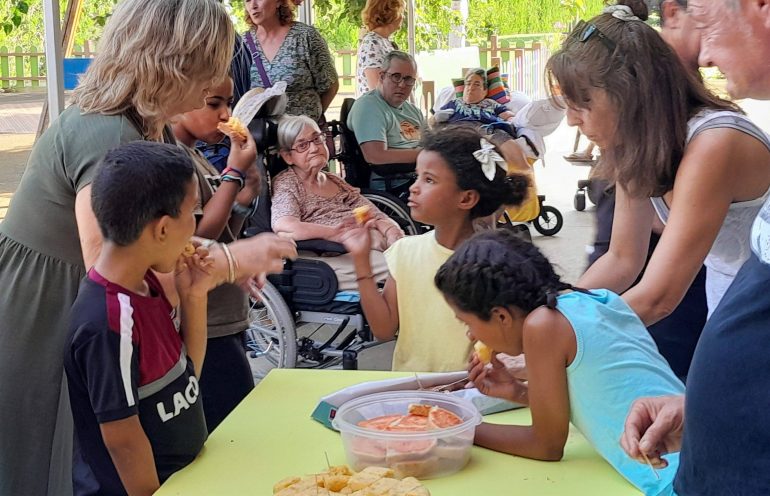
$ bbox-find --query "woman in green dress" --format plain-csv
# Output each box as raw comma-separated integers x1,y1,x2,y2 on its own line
0,1,296,494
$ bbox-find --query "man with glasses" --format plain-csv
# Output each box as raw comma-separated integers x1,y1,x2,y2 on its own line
347,50,426,166
621,0,770,493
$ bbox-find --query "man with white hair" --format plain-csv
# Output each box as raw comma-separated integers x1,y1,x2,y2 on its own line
621,1,770,493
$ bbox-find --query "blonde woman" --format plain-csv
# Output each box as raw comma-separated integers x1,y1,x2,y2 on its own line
0,1,296,494
356,0,405,96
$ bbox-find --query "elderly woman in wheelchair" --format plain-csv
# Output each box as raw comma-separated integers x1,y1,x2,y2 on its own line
272,115,404,289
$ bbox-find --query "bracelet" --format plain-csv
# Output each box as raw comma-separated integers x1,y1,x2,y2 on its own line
221,174,245,190
356,273,374,282
220,242,238,284
222,167,245,179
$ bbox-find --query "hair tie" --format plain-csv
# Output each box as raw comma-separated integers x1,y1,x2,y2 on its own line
545,290,559,309
602,5,641,22
473,138,508,181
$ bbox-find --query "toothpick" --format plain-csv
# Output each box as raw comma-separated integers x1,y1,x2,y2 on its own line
324,451,331,471
414,373,425,390
640,451,660,480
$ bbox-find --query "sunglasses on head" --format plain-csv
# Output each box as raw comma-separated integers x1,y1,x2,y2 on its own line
571,20,617,53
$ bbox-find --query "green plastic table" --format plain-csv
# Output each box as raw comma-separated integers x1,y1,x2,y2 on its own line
157,369,641,495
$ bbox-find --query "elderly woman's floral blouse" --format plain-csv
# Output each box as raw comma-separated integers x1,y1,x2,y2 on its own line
245,22,337,121
270,168,378,228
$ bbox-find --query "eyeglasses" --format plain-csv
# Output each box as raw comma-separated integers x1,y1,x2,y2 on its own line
291,132,325,153
384,72,417,87
572,20,617,53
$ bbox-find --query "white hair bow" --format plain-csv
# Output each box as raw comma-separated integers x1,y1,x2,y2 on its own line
473,138,507,181
602,4,640,22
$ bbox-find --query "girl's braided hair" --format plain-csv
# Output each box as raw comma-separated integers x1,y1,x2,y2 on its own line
420,125,530,219
435,229,575,319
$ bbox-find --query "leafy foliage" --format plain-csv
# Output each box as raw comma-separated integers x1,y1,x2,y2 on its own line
2,0,606,52
1,0,117,49
2,1,30,36
314,0,606,51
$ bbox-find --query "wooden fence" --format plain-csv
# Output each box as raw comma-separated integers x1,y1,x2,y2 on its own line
2,35,550,98
0,41,96,90
478,35,551,100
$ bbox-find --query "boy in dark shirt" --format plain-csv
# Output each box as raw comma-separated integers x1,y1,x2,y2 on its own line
64,142,214,496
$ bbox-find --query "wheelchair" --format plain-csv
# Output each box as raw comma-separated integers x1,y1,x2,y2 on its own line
241,114,406,379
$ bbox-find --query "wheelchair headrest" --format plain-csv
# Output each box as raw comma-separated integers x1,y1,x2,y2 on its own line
340,97,356,123
248,118,278,152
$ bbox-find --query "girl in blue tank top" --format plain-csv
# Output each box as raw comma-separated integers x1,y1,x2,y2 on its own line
434,229,684,496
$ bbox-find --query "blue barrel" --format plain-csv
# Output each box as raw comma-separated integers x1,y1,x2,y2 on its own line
62,58,93,90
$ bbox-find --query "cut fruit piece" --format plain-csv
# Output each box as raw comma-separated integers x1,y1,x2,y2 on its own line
183,242,196,257
385,438,437,463
474,340,493,365
385,414,430,432
353,205,374,225
427,407,462,429
392,457,441,479
358,414,403,431
217,116,248,143
407,404,432,417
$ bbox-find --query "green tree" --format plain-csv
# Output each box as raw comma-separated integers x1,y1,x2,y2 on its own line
2,0,608,52
1,0,117,49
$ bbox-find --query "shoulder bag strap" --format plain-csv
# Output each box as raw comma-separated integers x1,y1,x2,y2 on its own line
244,31,272,88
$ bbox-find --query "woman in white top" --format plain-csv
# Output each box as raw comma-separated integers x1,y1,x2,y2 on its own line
355,0,405,96
548,3,770,325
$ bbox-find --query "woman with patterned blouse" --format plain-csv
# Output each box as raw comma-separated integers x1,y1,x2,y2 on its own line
356,0,405,96
243,0,338,122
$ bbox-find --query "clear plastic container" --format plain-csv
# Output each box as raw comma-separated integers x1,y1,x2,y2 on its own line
332,390,482,479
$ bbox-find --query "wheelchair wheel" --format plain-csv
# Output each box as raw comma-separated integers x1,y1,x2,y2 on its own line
574,191,586,211
532,205,564,236
362,189,421,235
244,281,297,381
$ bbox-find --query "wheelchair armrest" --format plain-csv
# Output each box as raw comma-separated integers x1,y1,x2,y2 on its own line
295,239,347,255
369,163,416,176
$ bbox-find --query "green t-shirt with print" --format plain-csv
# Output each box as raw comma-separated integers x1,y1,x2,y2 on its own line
347,89,425,149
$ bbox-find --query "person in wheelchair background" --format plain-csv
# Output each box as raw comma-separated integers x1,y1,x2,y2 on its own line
272,115,404,290
345,51,530,195
347,51,425,170
435,67,516,130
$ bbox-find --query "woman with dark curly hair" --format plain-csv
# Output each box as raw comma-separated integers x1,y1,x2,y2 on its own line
243,0,339,122
434,229,684,495
356,0,405,96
